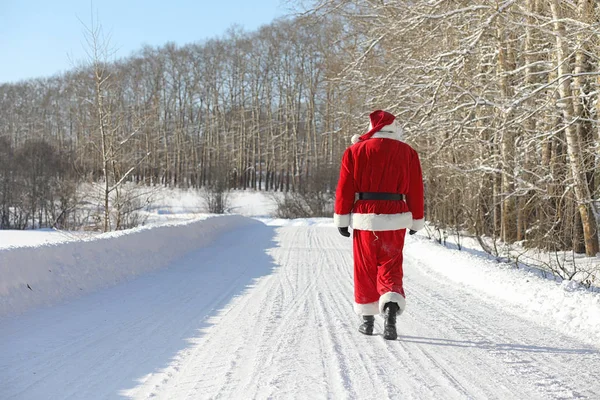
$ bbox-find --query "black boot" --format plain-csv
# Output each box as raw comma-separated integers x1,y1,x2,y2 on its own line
358,315,375,335
383,302,399,340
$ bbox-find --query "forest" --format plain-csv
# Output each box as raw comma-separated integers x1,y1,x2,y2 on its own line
1,1,599,264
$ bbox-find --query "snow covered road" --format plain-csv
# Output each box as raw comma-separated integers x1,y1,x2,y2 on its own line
2,221,600,399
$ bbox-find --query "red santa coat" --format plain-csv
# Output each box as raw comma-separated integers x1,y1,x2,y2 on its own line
334,112,424,316
333,122,424,232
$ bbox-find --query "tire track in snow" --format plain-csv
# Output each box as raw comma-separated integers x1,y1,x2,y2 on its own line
143,225,481,399
401,249,597,399
143,225,600,399
142,226,339,399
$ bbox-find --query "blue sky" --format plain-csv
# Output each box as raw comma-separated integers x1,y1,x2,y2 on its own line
0,0,288,83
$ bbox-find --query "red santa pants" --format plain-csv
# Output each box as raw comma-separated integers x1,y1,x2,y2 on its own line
352,229,406,316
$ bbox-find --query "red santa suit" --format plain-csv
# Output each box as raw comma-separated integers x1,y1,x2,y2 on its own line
334,110,424,317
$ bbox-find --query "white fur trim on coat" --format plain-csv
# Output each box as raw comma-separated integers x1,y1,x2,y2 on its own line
354,301,379,316
351,212,413,231
371,120,403,141
411,218,425,231
352,120,404,144
333,213,351,228
379,291,406,315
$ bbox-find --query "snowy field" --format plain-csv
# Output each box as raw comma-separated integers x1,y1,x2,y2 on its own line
0,188,278,250
1,189,600,399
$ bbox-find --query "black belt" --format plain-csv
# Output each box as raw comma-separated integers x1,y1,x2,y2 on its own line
357,192,405,201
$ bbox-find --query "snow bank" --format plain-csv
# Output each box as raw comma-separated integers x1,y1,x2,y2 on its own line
406,235,600,346
0,215,259,318
0,229,95,249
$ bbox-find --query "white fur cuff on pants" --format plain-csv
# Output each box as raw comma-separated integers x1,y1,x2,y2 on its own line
354,301,379,316
379,292,406,315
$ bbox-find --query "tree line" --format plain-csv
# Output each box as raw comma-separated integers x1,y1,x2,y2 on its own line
1,1,599,263
0,16,349,230
307,0,600,262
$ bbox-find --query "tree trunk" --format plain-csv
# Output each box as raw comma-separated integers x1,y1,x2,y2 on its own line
550,0,599,256
497,22,517,243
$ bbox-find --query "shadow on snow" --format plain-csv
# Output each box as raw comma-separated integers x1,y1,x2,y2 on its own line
117,221,279,397
398,335,598,355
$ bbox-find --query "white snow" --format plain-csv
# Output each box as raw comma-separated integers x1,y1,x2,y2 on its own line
405,232,600,347
0,188,279,249
228,190,279,217
141,187,279,223
0,229,94,249
0,189,279,318
0,215,258,318
1,189,599,399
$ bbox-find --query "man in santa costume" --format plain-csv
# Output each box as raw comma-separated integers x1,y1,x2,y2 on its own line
334,110,424,340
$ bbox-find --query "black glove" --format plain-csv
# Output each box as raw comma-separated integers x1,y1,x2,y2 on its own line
409,229,417,235
338,227,351,237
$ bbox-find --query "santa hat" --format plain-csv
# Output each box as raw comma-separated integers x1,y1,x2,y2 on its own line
351,110,397,144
